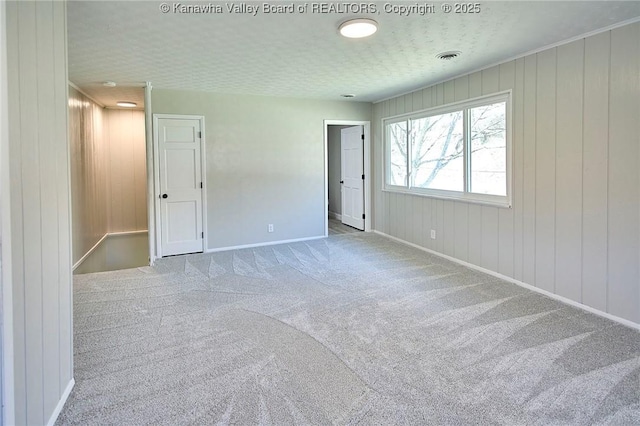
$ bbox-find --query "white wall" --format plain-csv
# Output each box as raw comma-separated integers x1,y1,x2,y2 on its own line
372,22,640,325
4,1,74,424
327,125,350,217
0,0,8,423
152,90,372,250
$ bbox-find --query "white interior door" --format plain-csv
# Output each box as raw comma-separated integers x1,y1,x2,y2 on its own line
157,117,204,256
341,125,364,230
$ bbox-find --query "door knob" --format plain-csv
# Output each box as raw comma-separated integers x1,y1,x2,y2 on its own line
162,193,168,199
340,180,344,184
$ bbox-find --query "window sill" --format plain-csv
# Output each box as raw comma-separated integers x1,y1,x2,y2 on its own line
382,187,512,209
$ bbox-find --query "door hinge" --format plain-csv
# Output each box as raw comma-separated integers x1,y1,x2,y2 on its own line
362,213,365,219
362,174,365,180
361,134,364,140
198,131,202,138
201,232,204,238
200,182,203,189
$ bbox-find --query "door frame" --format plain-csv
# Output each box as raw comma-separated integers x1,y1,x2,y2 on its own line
152,114,207,259
323,120,371,236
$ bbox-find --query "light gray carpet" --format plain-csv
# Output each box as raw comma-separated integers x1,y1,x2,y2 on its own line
58,233,640,425
328,218,361,235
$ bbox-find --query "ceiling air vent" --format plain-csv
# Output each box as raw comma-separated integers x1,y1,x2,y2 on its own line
436,51,462,60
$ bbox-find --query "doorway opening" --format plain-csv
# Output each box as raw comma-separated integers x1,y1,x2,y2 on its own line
324,120,371,236
69,84,150,274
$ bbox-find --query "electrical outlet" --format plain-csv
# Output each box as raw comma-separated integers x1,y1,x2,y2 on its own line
268,224,274,233
430,229,436,239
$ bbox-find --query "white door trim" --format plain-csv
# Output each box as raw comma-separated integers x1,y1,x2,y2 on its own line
0,1,15,421
323,120,371,236
152,114,207,258
144,83,155,264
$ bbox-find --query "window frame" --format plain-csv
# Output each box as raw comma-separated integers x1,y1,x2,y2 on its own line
382,90,512,208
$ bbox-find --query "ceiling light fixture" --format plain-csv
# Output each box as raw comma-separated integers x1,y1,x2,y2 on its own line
116,101,137,108
341,94,356,98
103,81,116,87
339,19,378,38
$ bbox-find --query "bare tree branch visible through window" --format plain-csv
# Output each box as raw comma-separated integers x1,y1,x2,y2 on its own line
386,100,506,196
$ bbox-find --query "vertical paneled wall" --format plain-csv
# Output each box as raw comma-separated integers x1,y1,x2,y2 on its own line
373,23,640,325
0,0,8,423
105,109,147,233
5,1,73,424
69,87,108,265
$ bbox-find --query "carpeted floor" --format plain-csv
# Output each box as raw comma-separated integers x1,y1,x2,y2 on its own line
328,218,361,235
58,233,640,425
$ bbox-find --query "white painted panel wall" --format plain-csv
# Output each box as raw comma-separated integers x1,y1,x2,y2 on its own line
0,1,8,423
373,22,640,325
497,61,516,279
4,1,73,424
105,108,147,233
582,32,609,313
69,87,108,265
607,24,640,322
151,90,371,250
555,40,584,303
534,48,556,294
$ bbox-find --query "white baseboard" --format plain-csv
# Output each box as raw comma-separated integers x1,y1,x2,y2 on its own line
328,211,342,220
373,230,640,331
205,235,325,253
46,378,74,426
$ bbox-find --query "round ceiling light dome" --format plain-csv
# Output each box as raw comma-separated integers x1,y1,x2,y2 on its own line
339,19,378,38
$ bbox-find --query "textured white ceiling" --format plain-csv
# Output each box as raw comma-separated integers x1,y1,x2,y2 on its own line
67,1,640,107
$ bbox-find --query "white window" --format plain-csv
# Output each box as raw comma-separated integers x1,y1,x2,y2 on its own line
384,92,511,207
